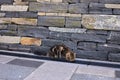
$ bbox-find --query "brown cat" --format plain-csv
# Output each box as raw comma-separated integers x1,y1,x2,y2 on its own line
47,44,76,62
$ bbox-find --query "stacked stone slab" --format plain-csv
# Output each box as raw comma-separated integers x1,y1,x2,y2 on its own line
0,0,120,62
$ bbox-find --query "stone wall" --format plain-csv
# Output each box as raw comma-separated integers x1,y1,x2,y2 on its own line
0,0,120,62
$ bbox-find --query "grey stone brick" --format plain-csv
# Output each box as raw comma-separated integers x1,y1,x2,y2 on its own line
7,25,17,31
31,46,50,56
29,2,68,13
113,9,120,15
18,26,49,39
71,33,107,43
5,12,37,18
87,30,108,35
0,43,8,50
66,19,81,27
63,41,77,50
99,0,120,3
108,53,120,62
0,30,17,36
80,0,98,3
97,44,120,53
69,3,88,14
48,31,72,41
0,25,7,29
0,0,13,4
77,42,97,50
89,3,112,14
8,44,31,52
38,16,65,27
75,50,108,60
108,31,120,44
41,39,63,47
0,12,5,17
63,0,79,3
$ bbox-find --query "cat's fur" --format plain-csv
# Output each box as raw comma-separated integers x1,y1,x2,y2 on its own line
47,44,76,61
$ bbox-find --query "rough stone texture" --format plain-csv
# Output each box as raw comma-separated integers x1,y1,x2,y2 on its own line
97,44,120,52
8,44,31,52
66,18,81,27
49,27,86,33
38,16,65,27
87,30,108,35
20,37,41,46
71,33,107,43
69,3,88,14
99,0,120,3
113,9,120,15
0,18,11,24
80,0,98,3
51,0,62,3
29,2,68,13
82,15,120,30
0,30,17,36
0,25,7,30
77,42,97,50
18,26,49,39
105,4,120,9
5,12,37,18
0,0,13,4
11,18,37,25
63,0,79,3
75,50,108,60
0,36,20,44
108,31,120,44
108,53,120,62
0,12,5,17
1,5,28,11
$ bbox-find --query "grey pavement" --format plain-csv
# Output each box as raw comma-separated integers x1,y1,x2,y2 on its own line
0,54,120,80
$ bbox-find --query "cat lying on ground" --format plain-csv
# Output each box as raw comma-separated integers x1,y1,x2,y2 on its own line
47,44,76,62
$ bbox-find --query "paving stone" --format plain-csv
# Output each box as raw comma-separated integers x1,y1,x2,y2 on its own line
7,59,44,68
97,44,120,53
20,37,41,46
108,31,120,44
18,26,49,39
71,73,118,80
38,16,65,27
0,63,35,80
11,18,37,25
108,53,120,62
115,71,120,78
69,3,88,14
0,0,13,4
29,2,68,13
24,62,78,80
75,65,116,77
0,55,16,64
82,15,120,30
49,27,86,33
1,5,28,11
77,42,97,50
75,50,108,60
0,36,20,44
